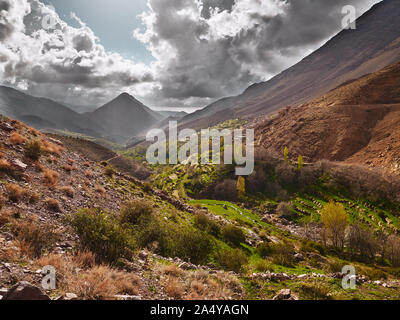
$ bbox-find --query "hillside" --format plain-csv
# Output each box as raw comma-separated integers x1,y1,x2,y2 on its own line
180,0,400,130
254,61,400,171
1,117,400,300
86,93,163,143
0,86,102,137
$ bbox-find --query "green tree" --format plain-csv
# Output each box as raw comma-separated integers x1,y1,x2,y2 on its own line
298,155,304,170
321,201,348,251
284,147,289,163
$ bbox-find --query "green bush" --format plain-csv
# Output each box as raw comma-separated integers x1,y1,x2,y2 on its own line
257,242,273,258
24,140,42,161
68,209,134,263
167,228,213,265
120,200,153,225
271,242,296,267
222,225,245,246
217,248,248,273
194,213,221,237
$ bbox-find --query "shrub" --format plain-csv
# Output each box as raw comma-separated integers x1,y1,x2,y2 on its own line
9,132,25,145
68,209,135,263
277,202,294,219
6,183,25,202
214,179,237,201
221,225,245,246
271,242,296,267
300,283,332,300
41,140,64,156
217,248,248,273
104,165,116,177
60,186,74,198
254,260,273,272
257,242,273,258
120,200,153,225
194,213,210,231
45,198,61,212
24,140,42,161
0,159,12,173
43,169,60,187
168,228,213,265
63,165,73,173
85,170,94,178
95,185,106,194
11,220,59,258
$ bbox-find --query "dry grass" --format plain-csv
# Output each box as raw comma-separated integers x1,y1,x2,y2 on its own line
85,169,94,178
0,209,13,226
28,191,40,204
60,186,74,198
10,218,59,258
35,162,45,172
6,183,25,202
35,254,142,300
41,139,64,156
162,264,184,277
9,132,25,145
67,158,75,165
63,165,73,173
95,185,106,194
43,169,60,187
165,278,185,299
0,159,12,172
45,198,61,212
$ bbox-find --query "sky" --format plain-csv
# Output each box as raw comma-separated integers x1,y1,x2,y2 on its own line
0,0,381,112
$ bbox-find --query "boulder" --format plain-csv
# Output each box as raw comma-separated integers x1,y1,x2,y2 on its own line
3,282,50,300
272,289,299,301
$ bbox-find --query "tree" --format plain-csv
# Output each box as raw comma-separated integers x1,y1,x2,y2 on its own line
320,201,348,251
283,147,289,163
237,176,246,199
297,155,304,170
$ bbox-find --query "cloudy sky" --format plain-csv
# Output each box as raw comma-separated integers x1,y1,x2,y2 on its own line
0,0,380,112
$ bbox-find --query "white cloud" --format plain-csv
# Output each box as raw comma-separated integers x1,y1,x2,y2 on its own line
0,0,380,110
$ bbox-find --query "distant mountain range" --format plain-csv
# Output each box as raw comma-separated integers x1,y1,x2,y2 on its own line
0,87,171,144
179,0,400,130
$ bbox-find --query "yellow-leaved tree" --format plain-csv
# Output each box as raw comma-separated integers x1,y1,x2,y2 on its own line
237,176,246,199
321,200,348,251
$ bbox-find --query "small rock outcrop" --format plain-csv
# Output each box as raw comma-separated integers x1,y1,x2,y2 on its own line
2,282,50,300
272,289,299,301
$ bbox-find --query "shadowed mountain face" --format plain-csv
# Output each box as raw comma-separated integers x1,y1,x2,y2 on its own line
0,86,102,137
86,93,163,143
255,61,400,171
180,0,400,129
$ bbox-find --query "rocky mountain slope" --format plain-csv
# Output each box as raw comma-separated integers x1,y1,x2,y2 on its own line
180,0,400,130
255,61,400,171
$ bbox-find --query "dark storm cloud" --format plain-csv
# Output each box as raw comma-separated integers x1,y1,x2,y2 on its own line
135,0,379,107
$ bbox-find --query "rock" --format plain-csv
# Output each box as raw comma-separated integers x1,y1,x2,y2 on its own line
273,289,299,301
138,250,149,260
114,295,142,301
12,159,28,171
294,253,305,262
178,262,196,270
3,282,50,300
64,293,78,300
